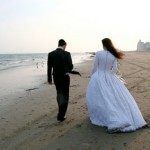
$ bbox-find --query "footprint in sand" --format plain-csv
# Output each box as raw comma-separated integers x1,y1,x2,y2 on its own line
69,101,77,104
70,84,79,87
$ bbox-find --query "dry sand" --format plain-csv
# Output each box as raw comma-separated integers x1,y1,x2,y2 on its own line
0,51,150,150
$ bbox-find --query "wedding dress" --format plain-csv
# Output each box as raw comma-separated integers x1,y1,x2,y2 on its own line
86,50,146,132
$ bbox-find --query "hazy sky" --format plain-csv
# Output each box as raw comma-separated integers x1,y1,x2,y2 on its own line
0,0,150,53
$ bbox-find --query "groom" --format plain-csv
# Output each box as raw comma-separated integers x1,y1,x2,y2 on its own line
47,39,73,121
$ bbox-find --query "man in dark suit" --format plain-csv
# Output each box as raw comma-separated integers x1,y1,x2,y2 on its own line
47,39,73,122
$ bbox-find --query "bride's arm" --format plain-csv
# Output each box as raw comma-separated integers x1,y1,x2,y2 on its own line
91,52,99,75
112,59,118,73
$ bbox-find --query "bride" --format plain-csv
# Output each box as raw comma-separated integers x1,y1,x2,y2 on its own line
86,38,147,133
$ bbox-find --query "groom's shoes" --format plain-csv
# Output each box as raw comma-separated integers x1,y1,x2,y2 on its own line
57,116,66,122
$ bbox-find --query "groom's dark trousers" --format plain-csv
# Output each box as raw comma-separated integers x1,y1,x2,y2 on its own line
53,75,70,119
47,48,73,120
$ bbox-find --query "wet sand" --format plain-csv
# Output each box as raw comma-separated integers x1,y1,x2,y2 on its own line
0,51,150,150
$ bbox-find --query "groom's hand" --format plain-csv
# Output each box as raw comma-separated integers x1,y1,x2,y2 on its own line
78,73,81,76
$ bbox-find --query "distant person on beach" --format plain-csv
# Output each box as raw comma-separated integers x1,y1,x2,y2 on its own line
47,39,81,122
86,38,147,133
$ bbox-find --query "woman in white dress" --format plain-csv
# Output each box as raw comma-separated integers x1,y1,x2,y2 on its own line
86,38,147,133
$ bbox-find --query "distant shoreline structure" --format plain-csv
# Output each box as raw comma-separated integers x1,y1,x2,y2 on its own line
137,40,150,51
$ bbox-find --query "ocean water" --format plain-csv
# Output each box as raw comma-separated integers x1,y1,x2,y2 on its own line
0,53,92,71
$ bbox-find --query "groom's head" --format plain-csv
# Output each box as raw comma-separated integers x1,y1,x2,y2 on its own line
58,39,67,50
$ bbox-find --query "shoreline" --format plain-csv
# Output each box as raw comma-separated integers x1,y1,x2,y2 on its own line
0,52,92,104
0,51,150,150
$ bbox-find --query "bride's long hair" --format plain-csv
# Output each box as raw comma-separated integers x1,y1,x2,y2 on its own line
102,38,124,59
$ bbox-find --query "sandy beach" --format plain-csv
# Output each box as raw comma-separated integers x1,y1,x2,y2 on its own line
0,51,150,150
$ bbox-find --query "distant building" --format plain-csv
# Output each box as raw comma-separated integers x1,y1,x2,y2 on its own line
137,40,150,51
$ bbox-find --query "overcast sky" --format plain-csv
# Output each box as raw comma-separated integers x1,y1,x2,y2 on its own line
0,0,150,53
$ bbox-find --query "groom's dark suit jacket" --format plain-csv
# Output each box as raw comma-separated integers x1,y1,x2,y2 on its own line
47,48,73,82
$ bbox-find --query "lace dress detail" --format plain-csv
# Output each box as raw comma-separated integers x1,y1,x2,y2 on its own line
86,50,146,132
